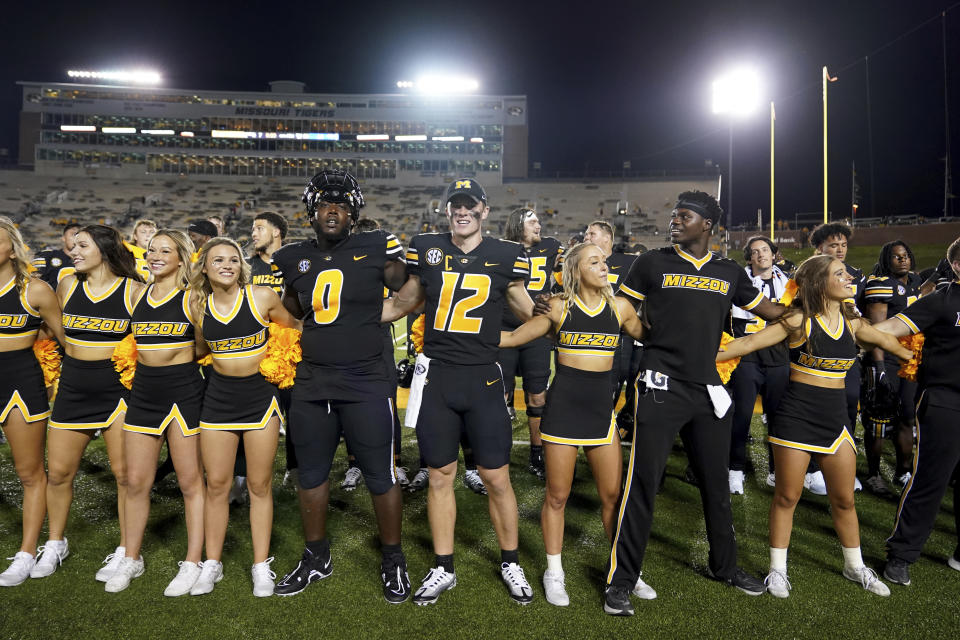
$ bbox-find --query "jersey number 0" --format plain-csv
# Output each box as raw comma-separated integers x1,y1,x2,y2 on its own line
433,272,491,334
311,269,344,324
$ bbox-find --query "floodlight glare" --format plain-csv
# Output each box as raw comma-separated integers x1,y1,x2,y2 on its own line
67,69,162,85
711,68,761,117
396,76,479,93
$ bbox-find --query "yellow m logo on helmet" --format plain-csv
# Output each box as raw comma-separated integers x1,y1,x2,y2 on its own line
455,180,472,190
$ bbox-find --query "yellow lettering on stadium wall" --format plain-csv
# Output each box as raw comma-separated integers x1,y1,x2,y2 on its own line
661,273,730,295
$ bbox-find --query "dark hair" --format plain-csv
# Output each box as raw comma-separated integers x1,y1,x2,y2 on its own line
949,237,960,264
353,217,381,233
254,211,288,240
676,190,723,226
809,222,852,249
742,236,778,263
75,224,143,282
63,222,83,235
871,240,916,277
505,208,536,243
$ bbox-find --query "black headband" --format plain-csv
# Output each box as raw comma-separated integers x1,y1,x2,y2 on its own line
675,200,718,222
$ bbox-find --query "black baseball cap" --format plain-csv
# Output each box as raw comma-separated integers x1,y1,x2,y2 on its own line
444,178,487,207
188,220,219,237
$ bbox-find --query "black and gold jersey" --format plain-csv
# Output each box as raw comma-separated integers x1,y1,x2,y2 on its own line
845,263,865,310
31,249,75,288
62,277,139,348
407,233,529,365
895,283,960,403
556,296,622,361
864,272,922,318
618,246,763,385
274,230,403,367
788,315,857,380
131,285,194,351
502,236,562,329
201,285,269,361
248,254,284,296
0,277,42,340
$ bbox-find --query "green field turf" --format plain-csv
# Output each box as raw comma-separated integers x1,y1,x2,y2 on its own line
778,244,947,276
1,411,957,640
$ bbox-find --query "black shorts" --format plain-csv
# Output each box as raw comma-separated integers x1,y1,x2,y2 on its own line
124,362,203,437
0,348,50,424
49,356,128,430
891,371,918,423
498,337,552,394
769,382,855,454
413,361,512,469
289,391,397,494
541,364,616,446
200,369,283,431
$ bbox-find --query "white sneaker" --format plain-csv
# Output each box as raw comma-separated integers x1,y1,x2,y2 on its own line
632,573,657,599
804,471,828,495
728,470,745,495
95,546,126,582
854,476,863,492
947,555,960,572
542,569,569,606
252,557,276,597
407,468,429,492
282,468,299,487
412,566,456,605
500,562,533,605
104,556,144,593
341,466,363,491
764,569,791,598
164,561,202,597
896,471,912,489
190,560,224,595
463,469,487,495
395,466,410,488
843,565,890,596
229,476,248,505
766,473,776,487
0,551,36,586
30,538,69,578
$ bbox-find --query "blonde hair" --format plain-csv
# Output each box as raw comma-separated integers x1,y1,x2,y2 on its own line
0,217,34,292
189,237,251,308
149,229,195,290
559,242,616,314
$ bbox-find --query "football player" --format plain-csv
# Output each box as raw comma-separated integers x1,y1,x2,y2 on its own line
271,170,410,603
32,222,81,288
383,178,537,606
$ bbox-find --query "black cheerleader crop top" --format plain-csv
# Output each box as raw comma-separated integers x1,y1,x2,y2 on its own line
131,286,195,351
555,296,622,359
0,277,43,340
61,277,138,348
202,285,269,361
788,314,857,380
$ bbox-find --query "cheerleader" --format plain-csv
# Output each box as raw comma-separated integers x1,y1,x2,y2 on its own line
0,218,64,586
718,255,912,598
498,243,646,606
103,230,206,595
40,225,145,581
188,238,298,597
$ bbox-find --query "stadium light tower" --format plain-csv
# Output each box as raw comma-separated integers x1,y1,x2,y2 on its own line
67,69,162,85
711,67,761,243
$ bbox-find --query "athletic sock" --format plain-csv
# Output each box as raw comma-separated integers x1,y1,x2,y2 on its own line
347,458,359,470
769,547,788,573
435,554,454,573
381,543,403,560
842,545,865,571
500,549,519,565
306,538,330,560
546,553,563,574
530,445,543,465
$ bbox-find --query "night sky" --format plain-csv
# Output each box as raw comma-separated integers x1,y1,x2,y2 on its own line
2,1,957,225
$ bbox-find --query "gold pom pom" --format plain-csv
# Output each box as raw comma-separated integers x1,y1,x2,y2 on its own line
196,353,213,366
111,334,138,390
259,323,302,389
897,333,924,381
32,339,62,387
716,331,741,385
410,314,425,354
779,279,798,307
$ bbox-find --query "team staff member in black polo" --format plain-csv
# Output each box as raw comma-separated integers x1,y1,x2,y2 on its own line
499,208,563,479
383,178,537,606
32,223,81,288
875,237,960,586
271,170,410,603
603,191,784,615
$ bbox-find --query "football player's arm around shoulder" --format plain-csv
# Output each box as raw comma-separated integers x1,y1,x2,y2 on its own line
616,296,645,342
281,286,304,319
383,258,407,292
252,285,299,330
499,295,561,348
28,276,66,345
505,278,535,323
718,313,796,362
382,274,424,323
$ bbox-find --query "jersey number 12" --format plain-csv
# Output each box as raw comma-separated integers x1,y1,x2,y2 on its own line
433,272,491,334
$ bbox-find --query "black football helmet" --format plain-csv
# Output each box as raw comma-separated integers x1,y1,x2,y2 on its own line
396,358,414,388
302,169,365,220
860,360,900,438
